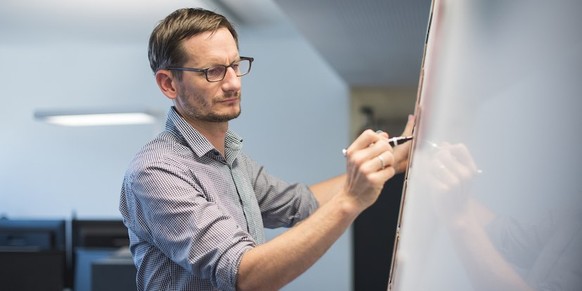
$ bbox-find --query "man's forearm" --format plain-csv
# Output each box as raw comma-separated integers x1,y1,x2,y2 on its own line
309,174,346,206
236,192,362,291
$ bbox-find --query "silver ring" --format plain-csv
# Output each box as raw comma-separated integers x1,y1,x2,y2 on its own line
377,156,385,170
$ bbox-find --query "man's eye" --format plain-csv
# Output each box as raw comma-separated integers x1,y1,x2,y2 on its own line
207,67,225,77
232,63,241,72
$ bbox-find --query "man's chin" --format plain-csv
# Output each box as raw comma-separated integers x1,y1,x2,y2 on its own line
206,111,241,122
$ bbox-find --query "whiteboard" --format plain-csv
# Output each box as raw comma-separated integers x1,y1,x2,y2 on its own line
388,0,582,290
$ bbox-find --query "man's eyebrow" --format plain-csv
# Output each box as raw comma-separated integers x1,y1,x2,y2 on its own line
201,56,241,67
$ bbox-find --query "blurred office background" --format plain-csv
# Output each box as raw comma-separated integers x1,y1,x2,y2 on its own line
0,0,429,290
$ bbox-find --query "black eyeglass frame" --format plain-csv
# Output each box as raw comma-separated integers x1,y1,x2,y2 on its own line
165,56,254,82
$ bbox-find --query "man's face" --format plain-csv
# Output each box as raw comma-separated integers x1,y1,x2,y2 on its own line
173,27,242,124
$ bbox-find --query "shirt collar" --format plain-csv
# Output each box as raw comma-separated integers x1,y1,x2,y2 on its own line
165,107,243,162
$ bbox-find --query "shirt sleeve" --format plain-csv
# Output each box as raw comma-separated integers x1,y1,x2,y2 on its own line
122,157,255,290
237,154,319,229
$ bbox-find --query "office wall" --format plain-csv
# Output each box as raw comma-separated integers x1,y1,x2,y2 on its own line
0,27,351,291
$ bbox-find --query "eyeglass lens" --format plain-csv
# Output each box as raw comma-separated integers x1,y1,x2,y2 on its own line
207,59,251,81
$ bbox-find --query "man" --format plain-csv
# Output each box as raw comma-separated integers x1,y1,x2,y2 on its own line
120,7,413,291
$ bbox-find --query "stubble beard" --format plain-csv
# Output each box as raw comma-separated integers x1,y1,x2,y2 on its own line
182,92,242,123
202,105,241,122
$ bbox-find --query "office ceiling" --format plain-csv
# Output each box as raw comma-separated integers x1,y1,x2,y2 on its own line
273,0,432,87
0,0,432,88
221,0,433,87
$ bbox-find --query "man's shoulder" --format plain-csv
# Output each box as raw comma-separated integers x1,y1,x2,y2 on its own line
129,132,194,171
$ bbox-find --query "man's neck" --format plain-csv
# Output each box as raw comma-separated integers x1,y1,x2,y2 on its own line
190,120,229,156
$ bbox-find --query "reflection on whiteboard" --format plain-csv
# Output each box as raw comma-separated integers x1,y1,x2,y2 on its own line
388,0,582,290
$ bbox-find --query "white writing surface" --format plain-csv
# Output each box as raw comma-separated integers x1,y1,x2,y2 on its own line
388,1,582,290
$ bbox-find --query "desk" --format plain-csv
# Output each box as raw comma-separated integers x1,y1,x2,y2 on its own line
91,249,136,291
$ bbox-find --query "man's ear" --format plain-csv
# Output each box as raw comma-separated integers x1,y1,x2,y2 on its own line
155,70,178,100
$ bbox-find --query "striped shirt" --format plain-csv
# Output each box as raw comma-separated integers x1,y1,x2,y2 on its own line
119,107,318,291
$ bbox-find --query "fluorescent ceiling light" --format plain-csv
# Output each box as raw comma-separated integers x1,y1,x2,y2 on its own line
34,108,159,126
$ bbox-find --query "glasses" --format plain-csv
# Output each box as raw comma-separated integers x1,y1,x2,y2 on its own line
166,56,254,82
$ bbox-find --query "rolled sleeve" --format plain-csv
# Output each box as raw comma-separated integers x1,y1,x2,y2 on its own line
239,155,318,228
121,156,256,290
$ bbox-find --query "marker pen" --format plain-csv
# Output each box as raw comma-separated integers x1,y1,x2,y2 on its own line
342,136,413,156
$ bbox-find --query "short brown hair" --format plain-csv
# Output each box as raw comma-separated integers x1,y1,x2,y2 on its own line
148,8,239,76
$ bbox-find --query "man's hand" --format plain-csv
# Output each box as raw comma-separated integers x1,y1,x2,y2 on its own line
393,114,415,174
342,129,395,210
